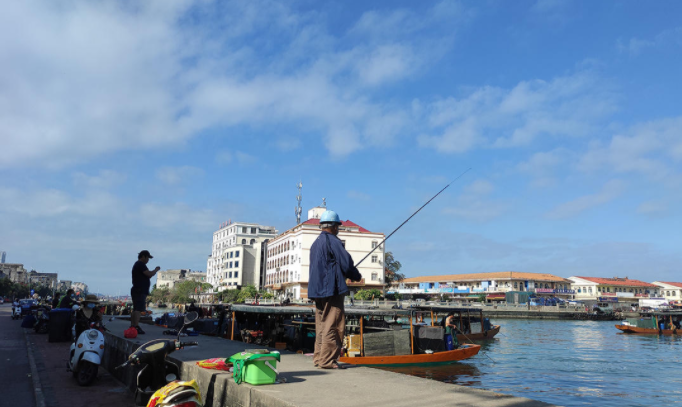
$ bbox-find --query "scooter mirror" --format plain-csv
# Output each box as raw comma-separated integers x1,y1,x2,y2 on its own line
184,311,199,324
72,305,80,311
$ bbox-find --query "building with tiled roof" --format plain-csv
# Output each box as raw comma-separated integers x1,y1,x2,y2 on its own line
652,281,682,303
568,276,661,303
394,271,574,301
264,203,385,299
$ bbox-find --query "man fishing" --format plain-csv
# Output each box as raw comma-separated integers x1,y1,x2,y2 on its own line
309,210,362,369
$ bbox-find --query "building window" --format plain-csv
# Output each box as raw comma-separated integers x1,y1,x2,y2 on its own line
230,252,234,258
251,227,256,234
372,241,378,249
372,273,377,281
242,227,247,233
371,255,378,263
229,262,233,268
235,251,240,257
235,272,238,278
235,261,239,267
242,239,246,244
250,239,256,245
229,272,232,278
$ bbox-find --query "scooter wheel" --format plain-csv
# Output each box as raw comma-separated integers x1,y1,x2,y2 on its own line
76,361,98,386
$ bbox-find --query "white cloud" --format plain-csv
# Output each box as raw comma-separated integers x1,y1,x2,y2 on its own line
274,137,302,152
637,201,668,218
578,117,682,179
0,1,469,168
418,70,617,153
517,149,568,187
156,166,204,186
347,190,371,201
546,179,625,219
139,203,214,232
442,179,507,222
215,150,257,165
618,27,682,56
72,170,126,189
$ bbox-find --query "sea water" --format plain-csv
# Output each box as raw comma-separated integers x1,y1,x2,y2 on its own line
378,319,682,406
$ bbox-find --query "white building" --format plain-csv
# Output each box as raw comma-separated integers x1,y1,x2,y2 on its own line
264,206,386,299
397,272,573,301
206,221,277,291
568,276,659,304
157,269,188,289
652,281,682,303
72,282,88,294
157,269,208,290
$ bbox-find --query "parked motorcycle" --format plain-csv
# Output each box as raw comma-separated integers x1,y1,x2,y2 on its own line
67,306,106,386
115,311,201,407
11,302,22,320
33,306,50,334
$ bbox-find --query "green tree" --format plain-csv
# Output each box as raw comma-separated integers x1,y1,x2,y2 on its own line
170,280,213,303
383,251,405,287
354,289,383,300
237,285,258,303
221,289,240,303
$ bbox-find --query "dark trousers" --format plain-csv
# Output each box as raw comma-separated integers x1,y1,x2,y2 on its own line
313,294,345,368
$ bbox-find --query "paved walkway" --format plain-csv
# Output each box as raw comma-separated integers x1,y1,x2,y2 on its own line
104,318,552,407
0,304,35,407
0,304,132,407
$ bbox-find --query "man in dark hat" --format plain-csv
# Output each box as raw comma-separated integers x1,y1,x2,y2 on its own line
130,250,160,334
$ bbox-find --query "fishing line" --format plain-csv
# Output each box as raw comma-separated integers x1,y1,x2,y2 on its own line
354,168,472,268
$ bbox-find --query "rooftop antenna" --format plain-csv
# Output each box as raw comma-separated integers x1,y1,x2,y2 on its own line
322,198,326,208
295,181,303,224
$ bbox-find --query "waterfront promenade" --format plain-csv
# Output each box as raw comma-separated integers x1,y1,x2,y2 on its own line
103,318,551,407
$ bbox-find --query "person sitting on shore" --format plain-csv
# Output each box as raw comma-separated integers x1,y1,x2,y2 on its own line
74,295,103,339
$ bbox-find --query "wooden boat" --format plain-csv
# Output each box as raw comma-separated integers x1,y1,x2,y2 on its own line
339,344,480,366
413,305,501,341
457,324,501,342
616,311,682,335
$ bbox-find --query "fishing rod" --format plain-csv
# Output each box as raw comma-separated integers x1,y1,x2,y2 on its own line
354,168,472,268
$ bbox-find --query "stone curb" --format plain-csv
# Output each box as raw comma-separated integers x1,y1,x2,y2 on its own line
23,328,47,407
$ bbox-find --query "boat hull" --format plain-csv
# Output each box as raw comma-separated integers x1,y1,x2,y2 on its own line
616,325,681,335
456,325,500,342
338,344,481,366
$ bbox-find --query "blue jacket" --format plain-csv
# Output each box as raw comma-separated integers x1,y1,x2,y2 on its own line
308,231,362,299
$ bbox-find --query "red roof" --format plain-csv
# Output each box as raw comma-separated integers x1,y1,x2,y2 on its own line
302,219,373,233
659,282,682,289
574,276,656,288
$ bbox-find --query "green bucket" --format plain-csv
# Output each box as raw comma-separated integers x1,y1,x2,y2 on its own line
228,351,281,385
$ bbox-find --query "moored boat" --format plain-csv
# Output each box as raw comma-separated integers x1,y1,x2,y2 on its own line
414,305,502,341
339,344,480,366
616,311,682,335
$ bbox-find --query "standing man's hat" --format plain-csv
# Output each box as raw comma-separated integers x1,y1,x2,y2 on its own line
320,210,342,225
139,250,154,258
83,294,100,304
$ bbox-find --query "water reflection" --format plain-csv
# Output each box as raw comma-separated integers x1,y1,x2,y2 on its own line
379,319,682,406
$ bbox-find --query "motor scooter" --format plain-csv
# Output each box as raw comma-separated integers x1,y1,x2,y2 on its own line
115,311,202,407
11,302,22,320
67,305,106,386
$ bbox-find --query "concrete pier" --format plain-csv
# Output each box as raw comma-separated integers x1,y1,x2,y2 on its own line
101,319,551,407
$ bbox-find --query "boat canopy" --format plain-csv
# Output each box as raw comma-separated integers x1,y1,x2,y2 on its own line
229,304,412,317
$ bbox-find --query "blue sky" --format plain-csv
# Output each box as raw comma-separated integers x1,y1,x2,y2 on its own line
2,0,682,295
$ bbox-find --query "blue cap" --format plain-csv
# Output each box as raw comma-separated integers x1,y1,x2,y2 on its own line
320,210,342,225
